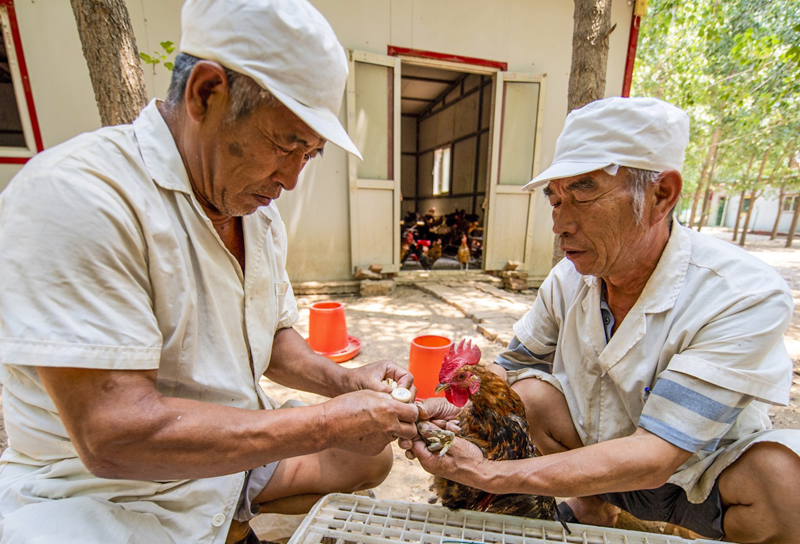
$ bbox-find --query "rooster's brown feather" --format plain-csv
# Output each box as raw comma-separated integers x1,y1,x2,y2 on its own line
431,363,556,520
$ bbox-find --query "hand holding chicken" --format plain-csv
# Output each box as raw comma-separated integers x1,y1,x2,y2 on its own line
402,339,557,520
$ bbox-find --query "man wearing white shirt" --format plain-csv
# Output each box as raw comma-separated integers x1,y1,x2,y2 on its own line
0,1,419,543
407,97,800,543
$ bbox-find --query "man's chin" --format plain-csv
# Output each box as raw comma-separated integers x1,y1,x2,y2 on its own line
564,252,593,274
228,197,274,216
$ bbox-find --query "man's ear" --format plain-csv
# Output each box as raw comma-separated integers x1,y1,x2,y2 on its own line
183,61,230,123
651,169,683,225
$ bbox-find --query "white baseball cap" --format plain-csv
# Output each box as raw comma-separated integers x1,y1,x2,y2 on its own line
180,0,362,159
522,96,689,191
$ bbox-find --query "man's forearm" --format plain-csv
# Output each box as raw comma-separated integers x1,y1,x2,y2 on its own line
38,362,418,482
36,365,333,480
99,397,333,480
264,327,353,397
475,429,692,497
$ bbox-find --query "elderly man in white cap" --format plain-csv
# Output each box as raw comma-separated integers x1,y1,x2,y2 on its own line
0,1,420,543
405,97,800,543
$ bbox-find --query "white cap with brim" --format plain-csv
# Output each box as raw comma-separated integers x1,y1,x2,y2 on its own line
180,0,362,160
522,96,689,191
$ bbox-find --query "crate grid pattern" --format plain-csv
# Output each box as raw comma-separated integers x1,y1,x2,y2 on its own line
289,494,721,544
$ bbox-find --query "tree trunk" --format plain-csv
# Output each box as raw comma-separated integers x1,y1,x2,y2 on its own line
689,127,721,229
698,135,722,231
739,189,760,247
567,0,614,112
732,188,747,242
688,178,703,230
770,179,787,240
768,146,795,240
552,0,614,267
786,199,800,248
732,155,756,242
71,0,147,126
739,148,771,247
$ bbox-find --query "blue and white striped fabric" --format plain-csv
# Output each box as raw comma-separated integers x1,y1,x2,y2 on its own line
640,370,753,452
495,337,552,371
496,338,753,454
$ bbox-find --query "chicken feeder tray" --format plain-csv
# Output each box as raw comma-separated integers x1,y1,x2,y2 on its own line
289,493,723,544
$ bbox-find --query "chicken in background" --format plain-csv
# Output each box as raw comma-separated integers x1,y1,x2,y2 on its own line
426,239,442,268
457,235,471,270
400,231,415,263
421,339,557,521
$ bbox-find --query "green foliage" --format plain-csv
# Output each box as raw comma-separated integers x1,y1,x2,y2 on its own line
632,0,800,197
139,41,176,72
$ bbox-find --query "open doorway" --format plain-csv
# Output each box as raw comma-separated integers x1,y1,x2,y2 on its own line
346,49,545,276
398,63,493,271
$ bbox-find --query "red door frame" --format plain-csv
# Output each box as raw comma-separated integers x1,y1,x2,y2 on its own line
622,6,642,97
0,0,44,164
387,46,508,72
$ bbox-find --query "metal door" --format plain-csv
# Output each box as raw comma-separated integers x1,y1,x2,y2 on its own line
345,50,401,273
483,72,547,272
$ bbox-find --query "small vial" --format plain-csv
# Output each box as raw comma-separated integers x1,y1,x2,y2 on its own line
391,387,413,403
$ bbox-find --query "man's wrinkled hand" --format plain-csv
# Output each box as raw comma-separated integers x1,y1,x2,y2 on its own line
397,398,461,452
322,389,419,456
415,396,460,423
405,426,488,486
347,359,417,400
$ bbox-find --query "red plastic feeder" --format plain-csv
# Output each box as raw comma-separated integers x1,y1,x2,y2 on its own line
408,335,453,399
306,301,361,363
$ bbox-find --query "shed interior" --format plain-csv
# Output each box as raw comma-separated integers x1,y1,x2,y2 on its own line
399,63,492,271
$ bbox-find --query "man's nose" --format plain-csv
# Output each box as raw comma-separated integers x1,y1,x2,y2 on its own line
551,204,578,236
274,153,305,191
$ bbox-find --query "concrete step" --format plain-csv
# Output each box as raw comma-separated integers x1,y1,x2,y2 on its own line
415,282,536,347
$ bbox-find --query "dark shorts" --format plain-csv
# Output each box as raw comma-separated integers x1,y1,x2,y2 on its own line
599,480,725,539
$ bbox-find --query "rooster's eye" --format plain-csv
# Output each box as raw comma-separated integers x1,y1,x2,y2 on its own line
457,372,467,380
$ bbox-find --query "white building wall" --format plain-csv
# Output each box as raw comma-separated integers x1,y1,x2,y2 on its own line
724,193,800,234
282,0,633,280
2,0,634,282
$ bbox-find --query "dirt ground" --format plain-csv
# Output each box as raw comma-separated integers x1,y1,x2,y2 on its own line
0,227,798,536
259,285,506,506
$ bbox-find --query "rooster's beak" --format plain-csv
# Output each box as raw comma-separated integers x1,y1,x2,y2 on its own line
434,383,450,394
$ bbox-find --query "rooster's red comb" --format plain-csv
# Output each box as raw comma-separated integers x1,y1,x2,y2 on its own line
438,339,482,382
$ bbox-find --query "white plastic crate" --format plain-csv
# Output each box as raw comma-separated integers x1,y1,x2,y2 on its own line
289,493,722,544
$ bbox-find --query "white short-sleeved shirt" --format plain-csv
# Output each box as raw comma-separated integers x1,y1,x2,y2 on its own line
0,100,299,543
509,224,800,502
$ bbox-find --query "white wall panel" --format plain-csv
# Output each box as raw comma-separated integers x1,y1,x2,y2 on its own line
355,188,394,264
418,151,433,196
452,137,476,195
490,193,529,265
435,106,455,148
498,82,539,185
401,155,417,197
401,116,417,152
354,62,391,180
453,92,479,140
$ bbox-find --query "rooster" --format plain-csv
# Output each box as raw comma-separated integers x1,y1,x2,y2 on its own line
457,235,471,270
421,339,557,521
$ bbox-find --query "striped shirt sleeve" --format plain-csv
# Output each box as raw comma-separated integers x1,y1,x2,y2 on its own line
639,369,753,453
494,336,554,373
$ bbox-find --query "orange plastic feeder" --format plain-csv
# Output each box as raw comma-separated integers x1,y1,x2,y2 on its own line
408,335,453,399
306,301,361,363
